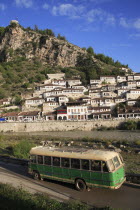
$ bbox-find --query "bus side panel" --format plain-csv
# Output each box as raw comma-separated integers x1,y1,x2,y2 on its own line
62,168,71,180
102,172,114,187
90,172,103,186
30,163,38,173
112,166,125,186
70,169,82,181
37,164,44,175
102,166,125,187
80,170,91,183
43,165,53,177
52,166,62,179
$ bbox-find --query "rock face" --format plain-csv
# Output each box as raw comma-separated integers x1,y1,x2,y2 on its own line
0,22,87,67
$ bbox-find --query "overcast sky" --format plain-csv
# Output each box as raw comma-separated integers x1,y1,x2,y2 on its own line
1,0,140,72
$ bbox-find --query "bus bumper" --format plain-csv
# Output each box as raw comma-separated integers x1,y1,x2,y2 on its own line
113,177,126,189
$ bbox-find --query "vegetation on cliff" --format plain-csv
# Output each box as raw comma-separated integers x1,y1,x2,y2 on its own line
0,22,131,98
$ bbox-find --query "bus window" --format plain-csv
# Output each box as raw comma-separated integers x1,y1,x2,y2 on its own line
71,159,80,169
107,159,115,171
61,158,70,168
102,161,108,172
53,157,60,167
91,160,101,171
119,154,123,163
81,159,89,170
44,156,51,165
113,156,120,168
30,155,36,163
38,155,43,164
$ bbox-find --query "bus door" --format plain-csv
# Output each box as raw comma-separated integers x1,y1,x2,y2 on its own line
90,160,103,187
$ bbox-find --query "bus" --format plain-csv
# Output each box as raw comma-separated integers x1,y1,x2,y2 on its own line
28,146,125,191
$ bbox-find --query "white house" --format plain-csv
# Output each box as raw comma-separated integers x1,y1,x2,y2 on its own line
52,79,66,87
100,76,116,84
116,76,127,83
66,102,88,120
47,73,65,80
90,79,101,85
126,89,140,100
66,79,82,87
101,91,117,98
42,101,59,112
134,73,140,81
24,97,45,108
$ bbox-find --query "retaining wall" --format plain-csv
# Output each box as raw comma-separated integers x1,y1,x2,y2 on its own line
0,119,126,132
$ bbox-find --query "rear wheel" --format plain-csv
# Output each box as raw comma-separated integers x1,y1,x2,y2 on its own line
75,179,86,191
33,171,41,180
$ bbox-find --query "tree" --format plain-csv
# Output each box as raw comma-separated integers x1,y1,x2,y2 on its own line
57,33,66,41
46,29,55,37
0,88,6,99
14,95,22,106
87,47,94,55
34,25,39,31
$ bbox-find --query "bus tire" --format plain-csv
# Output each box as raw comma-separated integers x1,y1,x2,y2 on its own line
75,179,86,191
33,171,41,180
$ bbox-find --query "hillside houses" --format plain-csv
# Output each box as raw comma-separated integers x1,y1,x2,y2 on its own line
1,72,140,122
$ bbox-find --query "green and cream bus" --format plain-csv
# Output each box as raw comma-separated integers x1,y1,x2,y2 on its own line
28,146,125,191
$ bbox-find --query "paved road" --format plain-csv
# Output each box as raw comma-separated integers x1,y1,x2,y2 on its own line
0,161,140,209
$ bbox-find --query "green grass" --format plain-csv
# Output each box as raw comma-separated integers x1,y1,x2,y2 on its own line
0,183,111,210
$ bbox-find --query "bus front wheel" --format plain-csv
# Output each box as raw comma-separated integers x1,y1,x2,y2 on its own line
33,171,41,180
75,179,86,191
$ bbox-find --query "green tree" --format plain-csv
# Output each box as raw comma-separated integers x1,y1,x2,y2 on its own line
57,33,66,41
34,24,39,31
46,29,55,36
0,88,6,99
14,95,22,106
87,46,94,55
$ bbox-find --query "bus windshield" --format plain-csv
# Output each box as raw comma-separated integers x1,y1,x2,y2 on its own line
107,156,121,171
107,159,115,171
113,156,120,168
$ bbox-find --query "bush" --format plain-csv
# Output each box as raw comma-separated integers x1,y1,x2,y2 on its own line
12,140,35,159
0,183,92,210
134,140,140,146
119,120,137,130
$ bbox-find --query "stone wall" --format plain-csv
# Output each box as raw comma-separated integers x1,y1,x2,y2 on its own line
0,119,126,133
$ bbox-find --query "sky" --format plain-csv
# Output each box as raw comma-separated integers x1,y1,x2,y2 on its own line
0,0,140,72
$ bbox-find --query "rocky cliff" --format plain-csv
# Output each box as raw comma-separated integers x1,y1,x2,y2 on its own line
0,21,87,67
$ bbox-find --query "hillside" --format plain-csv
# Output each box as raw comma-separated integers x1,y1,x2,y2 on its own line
0,20,131,99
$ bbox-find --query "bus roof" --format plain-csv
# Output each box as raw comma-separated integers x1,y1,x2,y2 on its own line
30,146,118,161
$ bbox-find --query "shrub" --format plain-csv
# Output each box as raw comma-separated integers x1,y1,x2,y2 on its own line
12,140,35,159
0,183,92,210
119,120,137,130
134,140,140,146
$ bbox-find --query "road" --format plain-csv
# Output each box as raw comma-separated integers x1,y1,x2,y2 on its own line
0,161,140,209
